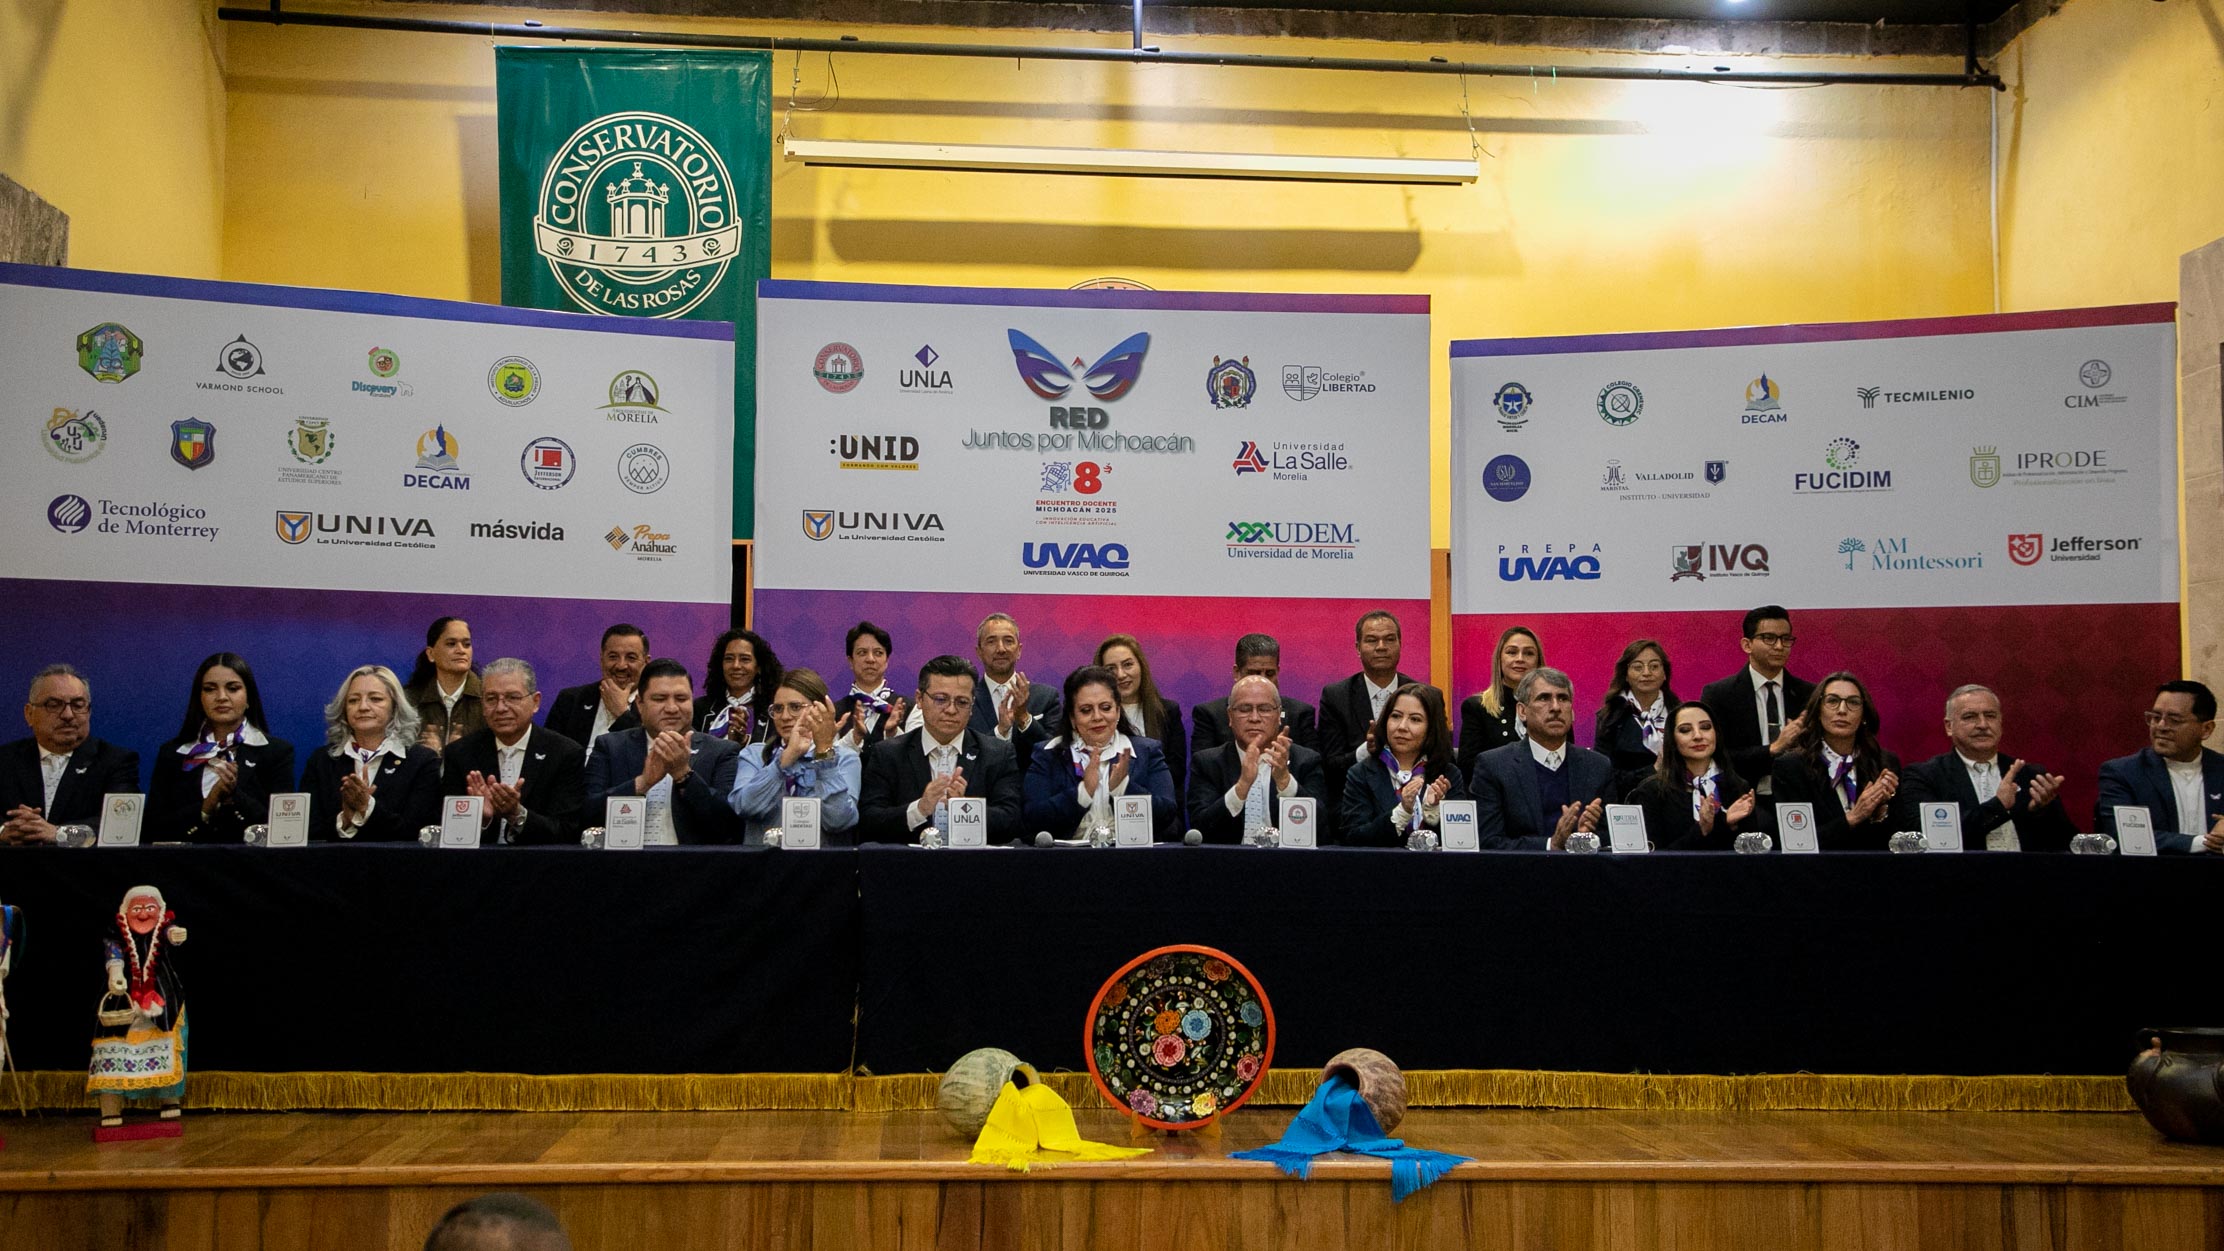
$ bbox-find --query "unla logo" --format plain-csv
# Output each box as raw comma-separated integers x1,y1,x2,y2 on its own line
533,111,741,319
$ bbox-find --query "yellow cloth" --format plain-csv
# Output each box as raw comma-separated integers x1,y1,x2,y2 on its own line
968,1081,1153,1171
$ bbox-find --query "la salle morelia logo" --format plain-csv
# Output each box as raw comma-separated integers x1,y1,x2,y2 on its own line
532,111,741,318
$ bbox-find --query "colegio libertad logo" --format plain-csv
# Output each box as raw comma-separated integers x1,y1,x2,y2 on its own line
532,111,742,318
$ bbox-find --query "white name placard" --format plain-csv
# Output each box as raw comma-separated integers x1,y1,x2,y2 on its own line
1604,804,1649,854
439,796,484,849
781,797,823,849
1279,797,1318,848
1776,803,1820,854
98,794,144,848
1920,802,1965,853
1439,800,1479,852
2113,806,2158,857
266,793,311,847
1114,795,1153,847
946,796,987,848
604,797,646,850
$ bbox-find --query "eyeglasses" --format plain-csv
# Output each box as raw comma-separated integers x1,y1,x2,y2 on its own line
482,693,535,707
1229,704,1281,718
2145,711,2201,728
921,693,975,711
768,701,812,717
32,698,88,714
1821,694,1865,710
1627,661,1665,675
1750,633,1796,647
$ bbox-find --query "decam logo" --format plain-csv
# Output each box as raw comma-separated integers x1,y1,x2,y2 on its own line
1009,329,1148,427
1497,542,1603,581
1020,541,1131,577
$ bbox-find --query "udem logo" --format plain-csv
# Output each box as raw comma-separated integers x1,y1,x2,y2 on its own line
1022,541,1130,570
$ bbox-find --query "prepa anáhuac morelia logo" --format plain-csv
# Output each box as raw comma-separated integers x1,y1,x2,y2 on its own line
533,112,741,318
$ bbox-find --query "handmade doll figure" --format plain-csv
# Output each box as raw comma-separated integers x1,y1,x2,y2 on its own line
88,887,188,1128
0,898,18,1077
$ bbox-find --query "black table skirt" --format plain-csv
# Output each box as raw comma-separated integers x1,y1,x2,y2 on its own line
2,844,2210,1079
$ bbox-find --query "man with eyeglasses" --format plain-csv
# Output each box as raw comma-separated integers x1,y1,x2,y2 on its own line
1699,606,1815,795
3,664,139,845
1903,684,2075,852
1189,633,1320,759
858,655,1022,844
2097,680,2224,853
1186,674,1327,844
441,658,587,845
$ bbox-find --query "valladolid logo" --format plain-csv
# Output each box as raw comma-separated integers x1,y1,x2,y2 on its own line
532,111,741,318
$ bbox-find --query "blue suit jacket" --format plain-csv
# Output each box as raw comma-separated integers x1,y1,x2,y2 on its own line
1022,736,1179,840
1470,740,1617,850
2096,747,2224,854
585,728,743,844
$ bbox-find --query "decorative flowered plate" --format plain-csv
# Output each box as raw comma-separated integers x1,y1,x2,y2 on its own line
1084,944,1275,1129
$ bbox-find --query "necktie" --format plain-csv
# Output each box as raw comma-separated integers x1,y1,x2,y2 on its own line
1832,758,1857,809
1243,768,1272,838
1764,682,1782,741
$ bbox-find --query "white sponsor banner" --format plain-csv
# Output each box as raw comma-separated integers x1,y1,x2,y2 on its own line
0,264,733,602
1448,309,2176,613
754,282,1431,599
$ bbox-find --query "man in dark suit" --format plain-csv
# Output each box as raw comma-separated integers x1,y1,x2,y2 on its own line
585,657,740,844
1188,676,1328,844
545,623,648,749
1471,667,1613,851
1697,605,1814,791
1902,684,2075,852
2098,679,2224,853
2,664,139,845
1316,610,1418,811
443,658,587,845
970,613,1060,772
859,655,1023,844
1190,634,1319,759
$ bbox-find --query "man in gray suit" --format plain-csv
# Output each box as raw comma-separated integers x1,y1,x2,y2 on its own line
1470,667,1612,851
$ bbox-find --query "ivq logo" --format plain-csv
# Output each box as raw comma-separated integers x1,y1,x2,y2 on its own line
1022,542,1130,570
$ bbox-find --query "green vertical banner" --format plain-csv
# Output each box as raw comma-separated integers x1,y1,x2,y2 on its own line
495,48,771,539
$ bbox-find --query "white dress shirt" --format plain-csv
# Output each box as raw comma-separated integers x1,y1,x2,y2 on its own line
1821,744,1857,813
905,730,965,831
983,675,1025,739
1527,737,1566,772
334,733,412,836
492,727,532,841
1071,732,1136,832
38,748,70,812
1959,751,2019,851
1355,675,1400,762
179,722,270,798
2166,757,2210,852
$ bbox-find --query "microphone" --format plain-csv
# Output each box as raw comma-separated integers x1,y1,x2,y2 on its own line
1182,829,1203,846
1034,831,1053,847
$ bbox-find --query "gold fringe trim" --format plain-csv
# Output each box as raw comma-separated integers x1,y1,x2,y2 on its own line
2,1069,2135,1114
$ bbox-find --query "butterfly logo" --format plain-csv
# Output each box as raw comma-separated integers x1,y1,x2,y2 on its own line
1007,329,1149,401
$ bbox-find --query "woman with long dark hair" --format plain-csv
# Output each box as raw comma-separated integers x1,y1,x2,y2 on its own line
1771,671,1912,850
697,628,782,743
1022,664,1178,838
1594,638,1678,786
146,653,296,843
1095,634,1187,791
1340,683,1466,847
1625,701,1755,851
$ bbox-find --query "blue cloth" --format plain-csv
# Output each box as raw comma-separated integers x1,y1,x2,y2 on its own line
1229,1073,1468,1201
728,743,861,846
1533,756,1570,840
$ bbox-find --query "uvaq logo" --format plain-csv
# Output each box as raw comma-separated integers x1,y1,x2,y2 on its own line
1008,330,1148,401
1497,543,1603,581
1022,541,1129,570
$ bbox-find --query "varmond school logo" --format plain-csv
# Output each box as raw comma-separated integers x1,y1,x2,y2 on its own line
532,113,742,318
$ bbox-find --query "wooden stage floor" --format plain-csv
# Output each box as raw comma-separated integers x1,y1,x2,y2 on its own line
3,1107,2221,1250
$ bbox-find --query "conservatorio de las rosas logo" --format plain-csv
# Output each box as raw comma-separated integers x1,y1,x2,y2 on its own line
532,111,741,318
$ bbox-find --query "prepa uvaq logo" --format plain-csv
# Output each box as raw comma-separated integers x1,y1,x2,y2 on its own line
533,112,741,318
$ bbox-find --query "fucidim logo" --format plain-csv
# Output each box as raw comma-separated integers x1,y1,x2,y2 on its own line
1008,330,1149,401
530,113,742,318
1206,355,1257,409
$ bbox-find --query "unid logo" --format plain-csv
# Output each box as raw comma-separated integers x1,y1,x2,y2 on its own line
532,111,742,318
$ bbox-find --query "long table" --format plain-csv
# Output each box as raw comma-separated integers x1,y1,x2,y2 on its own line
1,845,2211,1080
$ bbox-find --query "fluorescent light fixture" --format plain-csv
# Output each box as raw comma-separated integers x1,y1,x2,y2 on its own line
781,136,1478,185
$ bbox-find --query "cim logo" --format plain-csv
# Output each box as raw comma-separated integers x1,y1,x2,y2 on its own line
1022,541,1130,570
2009,533,2043,566
1498,542,1604,582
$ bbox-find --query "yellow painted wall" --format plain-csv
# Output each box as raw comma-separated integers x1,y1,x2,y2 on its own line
213,4,1999,547
0,0,226,276
1995,0,2224,311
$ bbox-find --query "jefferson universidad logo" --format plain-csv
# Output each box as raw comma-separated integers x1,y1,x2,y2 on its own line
488,356,542,406
531,113,742,318
169,419,216,471
2008,534,2043,566
1207,355,1257,409
78,323,142,383
44,407,107,463
520,436,576,490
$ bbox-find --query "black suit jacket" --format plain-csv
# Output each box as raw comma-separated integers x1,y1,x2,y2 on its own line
1626,769,1755,852
0,736,141,829
692,696,775,745
1338,755,1469,848
1698,669,1815,787
1128,700,1186,795
1186,741,1328,845
857,728,1024,844
441,727,588,846
1189,695,1319,760
584,728,742,845
1770,748,1913,851
145,733,297,843
2096,747,2224,853
968,678,1062,778
1456,689,1520,778
1316,672,1417,809
544,682,640,747
1900,751,2075,853
1470,741,1617,850
301,744,443,842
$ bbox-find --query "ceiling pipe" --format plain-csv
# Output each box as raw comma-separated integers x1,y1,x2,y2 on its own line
216,6,2006,91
